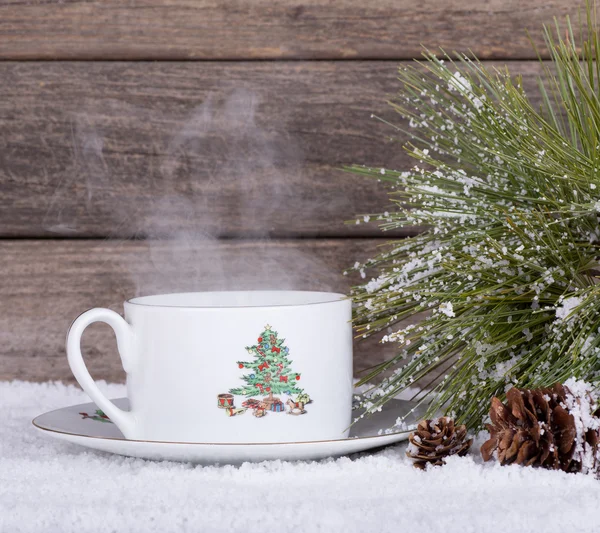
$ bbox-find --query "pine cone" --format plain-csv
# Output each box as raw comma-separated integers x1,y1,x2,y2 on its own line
481,383,600,474
406,417,472,469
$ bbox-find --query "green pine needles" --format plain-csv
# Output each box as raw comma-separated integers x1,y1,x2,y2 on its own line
350,5,600,430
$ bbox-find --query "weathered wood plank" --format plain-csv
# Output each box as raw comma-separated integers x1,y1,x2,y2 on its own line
0,0,584,60
0,60,546,239
0,238,412,382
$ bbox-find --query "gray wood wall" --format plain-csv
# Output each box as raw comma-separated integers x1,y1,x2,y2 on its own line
0,0,585,382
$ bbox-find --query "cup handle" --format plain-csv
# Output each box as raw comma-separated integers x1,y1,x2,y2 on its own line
66,308,137,438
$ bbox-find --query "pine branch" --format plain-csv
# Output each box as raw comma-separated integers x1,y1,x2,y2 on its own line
349,1,600,431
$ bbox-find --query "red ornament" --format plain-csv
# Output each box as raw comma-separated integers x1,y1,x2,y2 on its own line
296,375,300,381
238,363,244,369
266,387,271,392
258,337,263,342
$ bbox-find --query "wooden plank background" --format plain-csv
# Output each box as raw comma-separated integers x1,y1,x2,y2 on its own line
0,60,546,239
0,0,583,60
0,0,585,383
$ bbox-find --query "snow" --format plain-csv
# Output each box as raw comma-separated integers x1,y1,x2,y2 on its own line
2,381,600,533
556,296,582,320
439,301,455,317
447,72,485,109
448,71,472,94
562,378,600,475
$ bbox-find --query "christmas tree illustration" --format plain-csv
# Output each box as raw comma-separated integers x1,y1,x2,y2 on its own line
230,325,304,403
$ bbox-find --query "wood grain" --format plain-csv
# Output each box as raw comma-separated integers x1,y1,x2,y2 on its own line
0,60,546,239
0,238,414,383
0,0,584,60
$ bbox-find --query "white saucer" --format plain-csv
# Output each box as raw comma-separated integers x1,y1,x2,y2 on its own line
33,397,421,464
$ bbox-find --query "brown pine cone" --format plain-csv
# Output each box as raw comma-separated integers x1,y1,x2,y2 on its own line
481,383,600,474
406,417,472,469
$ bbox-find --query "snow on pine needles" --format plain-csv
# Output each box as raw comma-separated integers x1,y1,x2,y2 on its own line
349,16,600,430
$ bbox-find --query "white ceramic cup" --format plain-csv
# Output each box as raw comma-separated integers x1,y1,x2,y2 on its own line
67,291,353,443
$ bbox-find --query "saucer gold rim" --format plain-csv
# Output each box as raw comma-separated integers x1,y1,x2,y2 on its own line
32,418,410,446
32,405,411,447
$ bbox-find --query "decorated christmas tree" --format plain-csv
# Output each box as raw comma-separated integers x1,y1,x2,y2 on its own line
230,325,304,402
